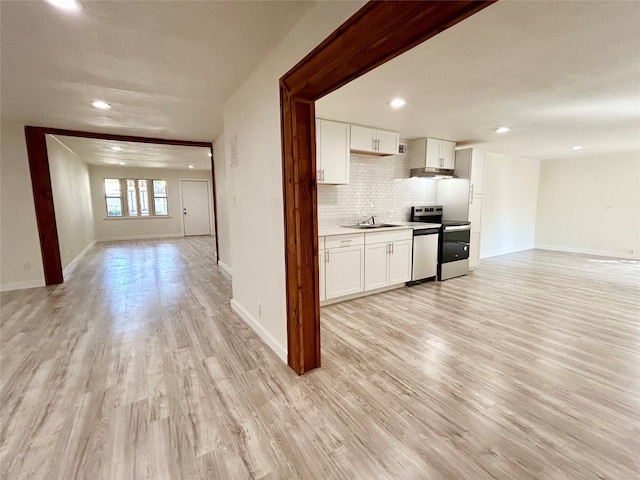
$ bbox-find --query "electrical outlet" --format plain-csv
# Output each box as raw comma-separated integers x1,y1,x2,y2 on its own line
387,210,394,218
257,302,262,317
630,249,636,255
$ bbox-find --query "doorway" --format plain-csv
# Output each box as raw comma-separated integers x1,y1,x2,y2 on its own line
181,179,212,236
279,1,494,374
24,127,219,285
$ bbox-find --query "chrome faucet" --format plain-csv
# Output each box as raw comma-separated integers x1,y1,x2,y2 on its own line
361,215,376,225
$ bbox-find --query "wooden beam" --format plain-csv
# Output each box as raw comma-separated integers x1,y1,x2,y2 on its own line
282,1,496,100
25,126,63,285
279,1,496,374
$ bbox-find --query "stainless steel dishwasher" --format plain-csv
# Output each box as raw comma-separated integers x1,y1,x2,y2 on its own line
409,226,440,284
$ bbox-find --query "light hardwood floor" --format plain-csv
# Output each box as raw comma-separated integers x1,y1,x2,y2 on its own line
1,238,639,479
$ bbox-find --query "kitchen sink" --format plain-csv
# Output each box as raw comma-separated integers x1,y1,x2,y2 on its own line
342,223,401,229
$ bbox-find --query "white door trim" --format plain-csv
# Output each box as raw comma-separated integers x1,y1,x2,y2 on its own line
179,178,214,237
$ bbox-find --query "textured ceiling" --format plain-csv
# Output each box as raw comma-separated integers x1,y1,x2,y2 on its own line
1,1,315,142
3,1,638,161
52,135,212,170
316,1,640,160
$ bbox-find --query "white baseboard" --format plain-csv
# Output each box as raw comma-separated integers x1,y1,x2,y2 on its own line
97,233,184,242
0,279,46,292
218,261,232,276
535,244,640,260
63,240,96,278
480,244,534,259
230,299,287,363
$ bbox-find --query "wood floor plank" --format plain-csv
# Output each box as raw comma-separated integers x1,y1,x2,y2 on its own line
1,239,638,479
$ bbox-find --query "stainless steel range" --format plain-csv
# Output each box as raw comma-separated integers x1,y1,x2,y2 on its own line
411,205,471,281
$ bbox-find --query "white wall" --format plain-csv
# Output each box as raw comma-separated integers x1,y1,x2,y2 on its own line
0,122,46,291
213,134,232,274
223,1,366,362
46,135,95,273
480,153,540,258
535,151,640,259
89,165,213,241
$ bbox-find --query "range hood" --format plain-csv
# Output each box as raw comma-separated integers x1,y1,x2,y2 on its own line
410,167,457,179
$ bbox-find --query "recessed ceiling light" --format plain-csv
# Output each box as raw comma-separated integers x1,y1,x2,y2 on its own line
389,98,406,108
111,146,122,151
207,152,212,157
118,161,126,165
188,164,195,169
495,126,510,134
92,100,111,110
45,0,82,12
572,145,583,151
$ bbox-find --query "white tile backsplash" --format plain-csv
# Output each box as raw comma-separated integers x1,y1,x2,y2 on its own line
317,154,438,226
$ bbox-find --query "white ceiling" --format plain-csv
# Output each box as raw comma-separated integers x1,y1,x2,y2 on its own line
316,1,640,160
51,135,212,170
1,0,315,141
2,1,638,162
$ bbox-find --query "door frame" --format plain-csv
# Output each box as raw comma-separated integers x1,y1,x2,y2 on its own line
279,1,495,374
179,178,214,237
24,126,219,285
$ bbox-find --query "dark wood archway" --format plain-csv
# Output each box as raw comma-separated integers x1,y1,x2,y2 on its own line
24,126,218,285
279,1,496,374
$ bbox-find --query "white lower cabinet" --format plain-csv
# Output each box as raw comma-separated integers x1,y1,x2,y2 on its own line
468,194,483,269
318,237,326,301
364,242,389,290
364,230,412,291
324,234,365,299
388,239,412,284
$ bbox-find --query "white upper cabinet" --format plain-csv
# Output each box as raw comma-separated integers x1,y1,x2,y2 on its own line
454,147,486,195
350,125,399,156
316,119,350,185
375,128,400,155
410,137,457,170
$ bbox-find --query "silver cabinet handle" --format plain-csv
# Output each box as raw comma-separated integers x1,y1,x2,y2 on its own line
391,242,394,254
340,239,352,245
326,250,329,263
470,194,474,205
387,243,391,254
470,184,474,196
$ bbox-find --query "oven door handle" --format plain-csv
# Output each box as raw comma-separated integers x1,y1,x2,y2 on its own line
444,225,471,232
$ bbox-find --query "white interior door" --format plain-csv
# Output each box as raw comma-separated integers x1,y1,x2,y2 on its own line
181,180,211,236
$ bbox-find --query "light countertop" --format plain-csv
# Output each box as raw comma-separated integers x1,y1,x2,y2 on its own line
318,222,440,237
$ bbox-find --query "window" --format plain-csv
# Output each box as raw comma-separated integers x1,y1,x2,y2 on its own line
104,178,168,217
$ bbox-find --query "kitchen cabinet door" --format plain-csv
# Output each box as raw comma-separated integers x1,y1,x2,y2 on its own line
441,140,456,170
319,239,326,301
325,245,365,299
376,129,400,155
388,239,412,285
469,194,483,233
364,242,389,291
316,119,350,184
469,150,486,195
469,231,481,269
424,138,442,169
350,125,376,153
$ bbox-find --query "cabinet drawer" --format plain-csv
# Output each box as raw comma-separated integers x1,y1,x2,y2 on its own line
365,229,412,245
325,233,365,249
